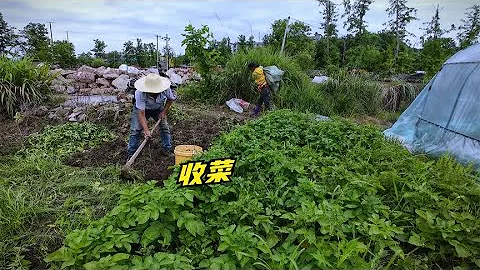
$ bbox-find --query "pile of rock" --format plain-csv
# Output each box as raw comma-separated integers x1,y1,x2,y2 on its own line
169,66,201,84
50,65,135,95
50,64,202,96
45,100,132,123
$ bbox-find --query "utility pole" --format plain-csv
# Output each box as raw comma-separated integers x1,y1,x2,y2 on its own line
161,33,170,70
155,34,160,69
66,31,69,42
280,16,290,54
48,21,54,45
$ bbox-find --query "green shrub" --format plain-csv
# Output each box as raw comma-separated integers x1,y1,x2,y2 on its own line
0,57,54,117
90,58,106,68
48,110,480,269
184,47,309,104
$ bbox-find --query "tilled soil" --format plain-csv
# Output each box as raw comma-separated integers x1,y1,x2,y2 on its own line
65,104,247,181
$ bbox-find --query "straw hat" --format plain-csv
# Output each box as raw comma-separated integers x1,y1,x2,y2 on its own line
134,73,171,93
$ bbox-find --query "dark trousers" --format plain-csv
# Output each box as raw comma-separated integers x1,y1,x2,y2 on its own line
127,107,172,159
256,84,271,110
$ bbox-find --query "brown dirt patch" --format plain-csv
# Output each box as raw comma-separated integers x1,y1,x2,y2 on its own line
65,103,247,181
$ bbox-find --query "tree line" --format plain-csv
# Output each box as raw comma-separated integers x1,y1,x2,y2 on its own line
0,1,478,76
262,1,479,77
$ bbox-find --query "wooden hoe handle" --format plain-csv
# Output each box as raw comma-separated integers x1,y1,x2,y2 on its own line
123,118,162,169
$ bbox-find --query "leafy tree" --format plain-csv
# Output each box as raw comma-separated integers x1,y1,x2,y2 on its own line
421,5,442,41
134,38,144,66
209,37,231,65
173,54,189,66
22,23,50,60
0,12,19,56
315,37,341,68
106,50,122,67
417,5,456,78
162,44,174,68
346,44,382,71
263,18,314,56
319,0,338,38
237,34,247,52
91,39,107,58
457,4,480,48
90,57,106,68
342,0,374,36
122,40,135,65
218,37,232,63
317,0,339,66
247,35,255,49
385,0,417,70
420,38,455,78
50,40,76,67
77,52,94,66
181,24,218,88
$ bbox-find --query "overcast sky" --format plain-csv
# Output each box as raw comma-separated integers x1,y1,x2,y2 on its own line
1,0,477,55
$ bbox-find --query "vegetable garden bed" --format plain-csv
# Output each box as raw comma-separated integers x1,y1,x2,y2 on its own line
47,110,480,269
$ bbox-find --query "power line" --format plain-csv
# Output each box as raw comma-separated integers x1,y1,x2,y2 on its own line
290,17,323,29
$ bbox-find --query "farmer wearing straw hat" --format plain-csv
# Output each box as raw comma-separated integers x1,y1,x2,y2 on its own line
127,73,177,160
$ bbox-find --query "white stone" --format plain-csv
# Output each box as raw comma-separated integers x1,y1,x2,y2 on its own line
146,68,159,75
61,69,76,76
118,64,128,72
127,66,140,76
103,68,121,79
112,74,129,91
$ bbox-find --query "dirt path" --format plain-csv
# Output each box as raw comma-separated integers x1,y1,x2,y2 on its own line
65,102,248,180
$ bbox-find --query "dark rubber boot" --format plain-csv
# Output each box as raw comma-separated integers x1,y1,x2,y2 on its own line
251,105,261,117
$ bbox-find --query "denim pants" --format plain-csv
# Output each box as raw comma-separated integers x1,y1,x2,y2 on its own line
127,107,172,158
256,84,272,110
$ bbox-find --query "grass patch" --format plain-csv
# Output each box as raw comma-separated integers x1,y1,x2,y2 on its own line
0,156,134,269
0,122,136,268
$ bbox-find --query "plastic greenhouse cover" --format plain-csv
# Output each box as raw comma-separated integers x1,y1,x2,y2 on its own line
384,44,480,169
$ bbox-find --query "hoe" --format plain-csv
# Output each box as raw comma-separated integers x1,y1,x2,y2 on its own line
120,118,162,179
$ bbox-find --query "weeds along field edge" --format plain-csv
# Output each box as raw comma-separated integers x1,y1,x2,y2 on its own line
0,122,136,269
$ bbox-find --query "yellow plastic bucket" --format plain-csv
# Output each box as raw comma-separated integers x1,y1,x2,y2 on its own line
174,145,203,165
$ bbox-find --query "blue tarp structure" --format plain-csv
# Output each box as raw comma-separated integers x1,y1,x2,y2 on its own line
384,44,480,168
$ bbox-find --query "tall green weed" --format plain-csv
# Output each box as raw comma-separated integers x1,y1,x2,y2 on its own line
181,47,383,116
0,57,55,117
